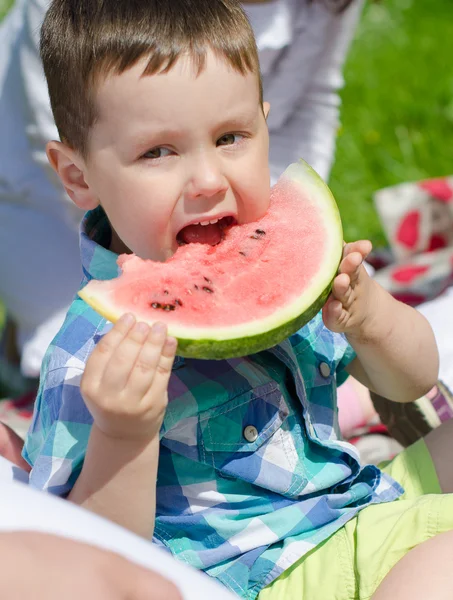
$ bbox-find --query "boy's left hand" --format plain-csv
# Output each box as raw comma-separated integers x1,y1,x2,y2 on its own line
322,240,376,339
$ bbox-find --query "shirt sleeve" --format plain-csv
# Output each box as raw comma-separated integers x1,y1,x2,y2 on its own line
23,364,93,496
268,0,365,184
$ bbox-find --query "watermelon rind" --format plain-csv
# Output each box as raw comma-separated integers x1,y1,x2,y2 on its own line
79,159,343,359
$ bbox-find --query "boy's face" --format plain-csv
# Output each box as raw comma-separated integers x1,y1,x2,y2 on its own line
63,51,270,261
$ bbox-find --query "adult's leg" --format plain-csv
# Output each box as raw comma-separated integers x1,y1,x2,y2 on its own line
0,479,236,600
424,418,453,493
372,530,453,600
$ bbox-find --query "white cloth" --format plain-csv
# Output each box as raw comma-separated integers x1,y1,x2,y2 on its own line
417,288,453,396
244,0,365,183
0,457,235,600
0,0,84,377
0,0,363,376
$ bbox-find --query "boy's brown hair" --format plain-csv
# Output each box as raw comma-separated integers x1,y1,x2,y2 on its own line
41,0,262,158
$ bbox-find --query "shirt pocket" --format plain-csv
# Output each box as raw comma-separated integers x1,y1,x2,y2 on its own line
198,381,301,494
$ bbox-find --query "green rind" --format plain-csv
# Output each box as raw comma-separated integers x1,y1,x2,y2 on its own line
173,274,336,359
79,159,343,359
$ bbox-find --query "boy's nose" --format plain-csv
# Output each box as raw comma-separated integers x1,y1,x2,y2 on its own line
186,155,228,199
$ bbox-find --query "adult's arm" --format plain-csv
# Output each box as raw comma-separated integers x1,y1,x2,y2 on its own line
267,0,365,183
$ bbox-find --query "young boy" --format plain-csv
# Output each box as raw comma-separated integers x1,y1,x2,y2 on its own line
23,0,453,598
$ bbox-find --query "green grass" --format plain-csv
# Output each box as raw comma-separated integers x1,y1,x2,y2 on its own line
0,0,451,250
0,0,12,19
330,0,453,246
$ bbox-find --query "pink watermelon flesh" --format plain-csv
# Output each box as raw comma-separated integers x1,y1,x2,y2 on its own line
113,178,323,327
79,160,343,359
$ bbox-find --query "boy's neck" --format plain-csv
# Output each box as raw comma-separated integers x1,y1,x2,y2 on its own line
109,227,131,256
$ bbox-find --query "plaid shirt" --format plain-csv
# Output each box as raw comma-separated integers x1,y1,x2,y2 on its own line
24,208,403,599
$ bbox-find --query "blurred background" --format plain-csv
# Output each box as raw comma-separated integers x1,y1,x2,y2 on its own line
0,0,452,337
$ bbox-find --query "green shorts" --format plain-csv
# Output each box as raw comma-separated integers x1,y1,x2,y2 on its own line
259,439,453,600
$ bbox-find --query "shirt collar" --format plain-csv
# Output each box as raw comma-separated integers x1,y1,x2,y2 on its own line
80,207,121,282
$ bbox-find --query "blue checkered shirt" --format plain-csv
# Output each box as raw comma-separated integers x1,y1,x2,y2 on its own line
24,208,403,599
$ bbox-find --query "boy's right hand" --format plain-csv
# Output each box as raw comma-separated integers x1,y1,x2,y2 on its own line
81,314,177,441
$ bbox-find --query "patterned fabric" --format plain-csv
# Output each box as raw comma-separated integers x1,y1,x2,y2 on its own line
23,208,403,599
372,176,453,306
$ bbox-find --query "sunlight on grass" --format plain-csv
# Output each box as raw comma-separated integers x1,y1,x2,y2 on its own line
0,0,451,333
0,0,13,19
330,0,453,245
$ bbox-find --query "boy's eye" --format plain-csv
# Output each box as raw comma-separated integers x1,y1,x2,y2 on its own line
217,133,242,146
142,147,173,160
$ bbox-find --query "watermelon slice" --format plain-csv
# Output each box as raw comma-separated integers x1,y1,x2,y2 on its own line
79,160,343,359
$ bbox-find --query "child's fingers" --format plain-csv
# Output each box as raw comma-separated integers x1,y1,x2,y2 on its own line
126,322,169,396
331,273,351,299
342,240,372,261
322,297,345,331
147,336,178,401
83,313,136,388
101,320,152,392
339,252,363,280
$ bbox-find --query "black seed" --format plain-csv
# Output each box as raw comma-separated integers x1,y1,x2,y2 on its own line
163,290,169,295
255,229,266,235
203,286,213,293
151,302,162,309
175,299,183,307
163,304,175,311
194,284,199,290
239,251,246,256
204,276,212,284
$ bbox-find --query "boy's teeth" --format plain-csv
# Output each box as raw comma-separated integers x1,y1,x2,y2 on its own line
196,220,219,226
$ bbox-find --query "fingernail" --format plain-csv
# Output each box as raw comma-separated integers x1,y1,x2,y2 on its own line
135,322,150,335
164,337,178,350
120,313,135,327
152,322,167,335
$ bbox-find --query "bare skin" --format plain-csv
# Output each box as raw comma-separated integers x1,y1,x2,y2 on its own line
371,530,453,600
68,317,177,538
0,531,182,600
324,240,438,403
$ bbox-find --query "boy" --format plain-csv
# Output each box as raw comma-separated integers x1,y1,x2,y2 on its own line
24,0,453,598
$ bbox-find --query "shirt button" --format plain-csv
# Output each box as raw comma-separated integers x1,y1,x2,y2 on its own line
243,425,259,443
319,362,331,378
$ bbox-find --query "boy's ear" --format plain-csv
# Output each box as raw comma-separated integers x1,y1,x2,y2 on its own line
263,101,271,121
46,141,99,211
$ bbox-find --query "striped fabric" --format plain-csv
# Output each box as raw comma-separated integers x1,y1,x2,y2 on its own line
24,208,403,599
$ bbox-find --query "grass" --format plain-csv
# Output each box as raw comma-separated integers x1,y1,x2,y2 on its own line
0,0,451,266
0,0,12,19
330,0,453,246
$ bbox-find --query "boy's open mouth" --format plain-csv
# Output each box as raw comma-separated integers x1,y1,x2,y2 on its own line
177,216,236,246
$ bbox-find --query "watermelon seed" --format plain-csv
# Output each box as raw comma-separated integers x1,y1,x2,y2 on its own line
151,302,162,309
175,299,183,307
194,285,199,290
163,290,169,295
203,286,213,294
239,251,246,256
203,277,212,284
163,304,175,312
250,229,266,240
